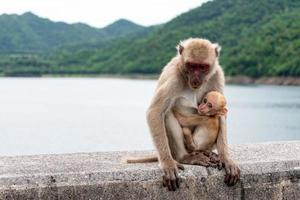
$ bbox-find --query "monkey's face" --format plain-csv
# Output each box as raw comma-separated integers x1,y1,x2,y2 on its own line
185,61,210,89
178,38,218,90
198,92,227,116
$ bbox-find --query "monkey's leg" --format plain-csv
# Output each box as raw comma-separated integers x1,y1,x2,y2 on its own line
165,112,189,161
182,127,197,152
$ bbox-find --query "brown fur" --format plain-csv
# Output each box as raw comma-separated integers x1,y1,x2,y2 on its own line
174,91,227,152
123,38,240,190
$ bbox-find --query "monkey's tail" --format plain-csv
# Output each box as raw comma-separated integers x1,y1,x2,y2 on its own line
121,155,158,163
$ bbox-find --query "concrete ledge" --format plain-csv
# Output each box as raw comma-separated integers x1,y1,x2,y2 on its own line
1,141,300,200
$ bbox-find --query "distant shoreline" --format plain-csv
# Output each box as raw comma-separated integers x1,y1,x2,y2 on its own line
1,74,299,86
45,74,300,86
225,75,300,86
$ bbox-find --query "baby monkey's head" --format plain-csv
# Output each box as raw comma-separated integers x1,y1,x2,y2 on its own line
198,91,228,117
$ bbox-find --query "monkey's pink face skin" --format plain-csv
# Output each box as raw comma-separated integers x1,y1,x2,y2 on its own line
185,61,210,89
198,102,213,116
185,62,210,73
197,97,217,116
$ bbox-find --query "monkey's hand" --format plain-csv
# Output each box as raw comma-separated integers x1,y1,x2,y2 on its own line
223,158,240,186
173,110,189,126
161,159,184,191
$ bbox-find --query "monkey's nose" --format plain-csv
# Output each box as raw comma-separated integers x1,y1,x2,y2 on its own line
192,80,198,86
191,81,200,88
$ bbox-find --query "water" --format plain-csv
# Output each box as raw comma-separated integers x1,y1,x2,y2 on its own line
0,78,299,156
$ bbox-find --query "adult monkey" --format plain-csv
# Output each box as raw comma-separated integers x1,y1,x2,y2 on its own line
146,38,240,191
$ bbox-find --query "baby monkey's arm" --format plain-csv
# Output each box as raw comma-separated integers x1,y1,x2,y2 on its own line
173,108,206,127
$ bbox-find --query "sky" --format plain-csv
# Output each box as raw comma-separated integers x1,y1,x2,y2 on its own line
0,0,209,28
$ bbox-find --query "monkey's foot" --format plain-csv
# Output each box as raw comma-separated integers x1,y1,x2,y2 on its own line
180,151,222,168
200,150,224,170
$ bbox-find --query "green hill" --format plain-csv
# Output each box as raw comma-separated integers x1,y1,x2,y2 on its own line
1,0,300,77
0,12,144,53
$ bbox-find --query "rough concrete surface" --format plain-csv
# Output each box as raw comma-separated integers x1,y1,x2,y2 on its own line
1,141,300,200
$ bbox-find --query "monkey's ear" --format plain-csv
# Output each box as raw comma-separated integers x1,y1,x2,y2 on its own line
217,107,228,116
214,43,222,57
176,42,184,55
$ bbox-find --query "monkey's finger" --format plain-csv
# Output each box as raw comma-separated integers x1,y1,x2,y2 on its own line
213,158,221,166
170,170,178,191
212,162,219,168
232,167,241,185
208,161,217,168
224,165,231,185
174,167,182,188
175,177,180,188
210,158,219,164
212,152,219,158
202,161,210,167
194,160,209,167
171,179,177,191
167,179,173,191
217,162,223,170
225,164,230,174
233,174,239,186
231,172,239,186
163,175,175,191
163,170,172,191
163,176,171,190
177,163,185,171
228,166,237,186
224,166,230,184
174,173,180,188
228,174,235,186
203,151,210,156
226,174,234,186
209,158,216,163
222,162,225,168
237,167,241,179
224,174,230,185
162,175,167,187
167,169,178,191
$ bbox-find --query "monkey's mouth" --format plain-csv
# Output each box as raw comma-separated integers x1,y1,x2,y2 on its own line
189,79,202,89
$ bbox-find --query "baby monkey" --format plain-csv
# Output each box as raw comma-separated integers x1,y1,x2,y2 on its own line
124,91,228,169
173,91,228,167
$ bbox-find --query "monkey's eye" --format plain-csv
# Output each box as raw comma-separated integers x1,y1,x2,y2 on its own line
207,103,212,108
186,62,195,69
199,64,210,71
203,98,207,103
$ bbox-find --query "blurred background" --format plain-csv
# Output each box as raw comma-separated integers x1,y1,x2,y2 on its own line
0,0,299,156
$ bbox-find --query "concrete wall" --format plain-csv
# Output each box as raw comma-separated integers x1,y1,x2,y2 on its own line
1,141,300,200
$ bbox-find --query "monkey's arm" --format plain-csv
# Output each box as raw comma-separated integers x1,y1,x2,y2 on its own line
207,69,240,186
216,116,240,186
173,108,206,126
146,80,184,190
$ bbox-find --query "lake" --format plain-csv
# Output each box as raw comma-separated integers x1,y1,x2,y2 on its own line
0,78,299,156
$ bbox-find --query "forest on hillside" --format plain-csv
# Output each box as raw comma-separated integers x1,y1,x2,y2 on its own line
0,0,299,77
